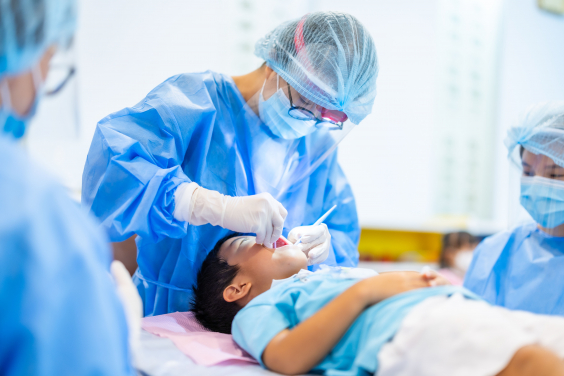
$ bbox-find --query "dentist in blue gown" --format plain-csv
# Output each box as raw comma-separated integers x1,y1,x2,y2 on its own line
0,0,135,374
82,11,379,316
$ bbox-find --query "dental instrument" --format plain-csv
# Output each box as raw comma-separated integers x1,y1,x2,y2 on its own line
293,205,337,245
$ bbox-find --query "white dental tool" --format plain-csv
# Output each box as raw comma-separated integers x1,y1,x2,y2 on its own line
293,204,337,245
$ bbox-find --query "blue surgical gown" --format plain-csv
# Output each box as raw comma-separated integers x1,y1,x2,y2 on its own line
464,222,564,315
0,135,134,375
82,71,360,316
232,269,479,376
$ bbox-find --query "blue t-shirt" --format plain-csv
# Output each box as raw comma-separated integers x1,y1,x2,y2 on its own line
464,222,564,315
232,267,480,376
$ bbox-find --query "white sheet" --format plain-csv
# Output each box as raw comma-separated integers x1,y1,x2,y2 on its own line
377,293,564,376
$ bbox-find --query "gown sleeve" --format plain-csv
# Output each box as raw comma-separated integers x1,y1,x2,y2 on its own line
82,74,215,242
316,151,361,268
463,229,514,303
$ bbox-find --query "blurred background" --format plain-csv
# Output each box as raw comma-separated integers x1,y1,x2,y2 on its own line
25,0,564,266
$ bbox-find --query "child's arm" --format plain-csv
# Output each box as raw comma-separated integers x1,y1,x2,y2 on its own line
262,272,439,375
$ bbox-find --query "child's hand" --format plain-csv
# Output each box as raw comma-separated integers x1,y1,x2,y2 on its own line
355,271,435,307
420,267,451,287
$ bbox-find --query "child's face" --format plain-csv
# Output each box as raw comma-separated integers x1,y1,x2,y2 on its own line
220,235,308,299
522,150,564,180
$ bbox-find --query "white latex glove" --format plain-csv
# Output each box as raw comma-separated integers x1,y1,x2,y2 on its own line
173,183,288,245
111,261,143,359
287,223,331,265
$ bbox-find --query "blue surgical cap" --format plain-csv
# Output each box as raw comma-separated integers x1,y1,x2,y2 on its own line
255,11,379,125
0,0,77,78
505,101,564,168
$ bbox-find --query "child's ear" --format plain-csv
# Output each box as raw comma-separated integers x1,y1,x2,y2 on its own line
223,281,252,303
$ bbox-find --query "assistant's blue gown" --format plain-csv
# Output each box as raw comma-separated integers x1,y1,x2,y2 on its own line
82,71,360,316
464,222,564,315
0,135,134,375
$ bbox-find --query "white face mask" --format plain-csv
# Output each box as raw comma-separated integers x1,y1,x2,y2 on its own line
453,250,474,273
257,76,317,140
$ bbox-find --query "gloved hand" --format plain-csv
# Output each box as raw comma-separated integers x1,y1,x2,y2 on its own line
177,184,288,245
288,223,331,265
221,192,288,245
111,261,143,359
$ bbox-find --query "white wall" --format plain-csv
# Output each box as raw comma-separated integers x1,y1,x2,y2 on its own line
494,0,564,229
27,0,309,197
24,0,564,232
313,0,440,230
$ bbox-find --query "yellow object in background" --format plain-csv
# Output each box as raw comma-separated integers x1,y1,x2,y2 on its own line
358,228,443,263
538,0,564,15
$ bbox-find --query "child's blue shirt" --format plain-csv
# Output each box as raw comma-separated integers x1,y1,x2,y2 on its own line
232,267,481,376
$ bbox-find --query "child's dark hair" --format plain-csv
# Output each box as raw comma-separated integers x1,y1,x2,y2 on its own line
191,232,243,334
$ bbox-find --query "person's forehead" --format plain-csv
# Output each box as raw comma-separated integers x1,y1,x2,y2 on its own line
219,236,253,256
522,151,559,166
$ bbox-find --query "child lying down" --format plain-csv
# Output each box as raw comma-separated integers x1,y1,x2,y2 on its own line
191,233,564,376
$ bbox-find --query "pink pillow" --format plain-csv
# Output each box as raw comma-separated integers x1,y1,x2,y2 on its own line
142,311,258,366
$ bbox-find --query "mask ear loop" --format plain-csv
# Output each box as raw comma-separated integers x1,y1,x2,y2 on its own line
260,73,281,98
0,64,43,115
31,64,44,97
0,79,13,111
260,76,268,97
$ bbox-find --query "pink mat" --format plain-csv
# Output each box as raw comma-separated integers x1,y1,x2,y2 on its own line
141,311,258,366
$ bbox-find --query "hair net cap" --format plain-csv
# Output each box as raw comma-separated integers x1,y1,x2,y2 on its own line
255,11,378,125
505,101,564,168
0,0,77,77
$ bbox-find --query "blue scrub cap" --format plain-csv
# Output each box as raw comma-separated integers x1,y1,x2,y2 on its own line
255,11,378,125
505,101,564,168
0,0,77,78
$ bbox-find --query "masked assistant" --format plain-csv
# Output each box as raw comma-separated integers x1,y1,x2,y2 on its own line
464,101,564,315
505,101,564,228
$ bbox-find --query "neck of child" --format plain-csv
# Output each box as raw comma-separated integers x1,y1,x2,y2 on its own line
538,223,564,237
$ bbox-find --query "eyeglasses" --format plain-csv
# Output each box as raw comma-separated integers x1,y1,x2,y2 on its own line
45,64,75,96
286,83,348,129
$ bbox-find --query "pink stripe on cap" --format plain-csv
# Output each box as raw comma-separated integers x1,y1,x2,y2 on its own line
294,15,312,73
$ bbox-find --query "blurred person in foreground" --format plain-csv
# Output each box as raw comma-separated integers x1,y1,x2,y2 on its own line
0,0,139,374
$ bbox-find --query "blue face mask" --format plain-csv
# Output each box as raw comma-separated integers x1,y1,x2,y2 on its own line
258,77,317,140
520,176,564,229
0,66,44,139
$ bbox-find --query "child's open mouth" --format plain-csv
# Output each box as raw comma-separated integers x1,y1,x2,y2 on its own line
273,236,290,249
